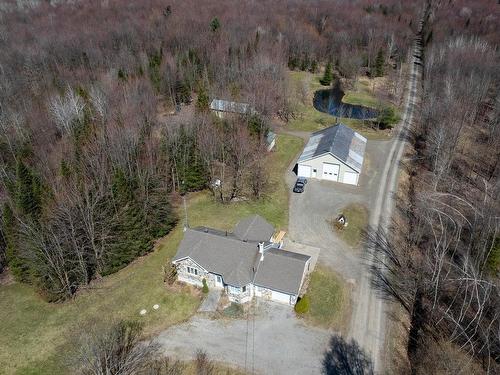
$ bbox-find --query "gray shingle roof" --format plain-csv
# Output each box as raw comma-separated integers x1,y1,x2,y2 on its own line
297,124,367,172
233,215,274,243
172,215,309,295
173,228,258,287
210,99,251,114
254,249,310,295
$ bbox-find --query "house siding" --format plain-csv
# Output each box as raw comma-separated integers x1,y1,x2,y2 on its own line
174,258,222,288
298,153,359,184
174,257,306,306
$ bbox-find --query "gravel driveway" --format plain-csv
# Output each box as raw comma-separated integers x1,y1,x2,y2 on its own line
287,139,390,282
155,301,332,374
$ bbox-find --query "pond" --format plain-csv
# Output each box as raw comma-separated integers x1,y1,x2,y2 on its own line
313,82,378,120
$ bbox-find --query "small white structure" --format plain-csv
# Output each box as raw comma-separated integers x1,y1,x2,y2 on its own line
139,309,147,316
153,304,159,310
266,131,276,151
297,124,367,185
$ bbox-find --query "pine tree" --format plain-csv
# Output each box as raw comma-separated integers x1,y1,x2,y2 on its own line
319,62,333,86
374,48,385,77
309,59,318,73
210,17,220,32
196,84,210,113
15,161,41,219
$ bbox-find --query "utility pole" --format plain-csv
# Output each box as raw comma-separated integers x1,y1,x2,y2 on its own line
183,195,188,231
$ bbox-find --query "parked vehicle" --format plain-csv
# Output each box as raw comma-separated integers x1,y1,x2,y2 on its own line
293,177,307,193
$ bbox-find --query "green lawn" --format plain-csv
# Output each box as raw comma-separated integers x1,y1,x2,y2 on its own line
287,70,393,140
332,203,369,248
303,266,350,330
0,133,302,375
0,227,201,375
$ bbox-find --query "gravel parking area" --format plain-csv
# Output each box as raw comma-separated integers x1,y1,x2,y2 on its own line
155,300,332,375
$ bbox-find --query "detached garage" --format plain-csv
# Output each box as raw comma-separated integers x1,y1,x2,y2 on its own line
296,124,367,185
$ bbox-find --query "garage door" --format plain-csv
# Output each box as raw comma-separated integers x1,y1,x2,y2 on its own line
297,164,311,178
343,171,358,185
271,290,291,304
322,163,339,181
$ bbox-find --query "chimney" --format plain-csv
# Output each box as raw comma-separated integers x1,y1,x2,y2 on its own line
258,242,264,254
204,228,208,233
259,242,264,261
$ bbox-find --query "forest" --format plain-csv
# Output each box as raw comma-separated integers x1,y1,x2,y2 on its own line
370,1,500,374
0,0,498,374
0,0,417,300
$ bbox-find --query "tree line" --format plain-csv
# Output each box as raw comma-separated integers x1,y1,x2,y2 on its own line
370,1,500,373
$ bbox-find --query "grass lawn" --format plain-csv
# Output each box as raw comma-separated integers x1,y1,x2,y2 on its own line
0,227,201,375
331,203,369,248
0,133,302,375
302,266,350,330
185,133,303,231
287,70,393,140
342,77,381,109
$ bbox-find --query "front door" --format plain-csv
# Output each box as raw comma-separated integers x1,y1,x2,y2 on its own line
322,163,339,181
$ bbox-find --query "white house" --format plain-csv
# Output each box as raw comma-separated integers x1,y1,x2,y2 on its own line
172,215,311,305
296,123,367,185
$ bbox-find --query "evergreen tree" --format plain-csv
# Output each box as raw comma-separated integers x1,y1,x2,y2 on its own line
319,62,333,86
374,48,385,77
246,114,269,138
288,56,299,70
300,53,310,71
15,161,41,219
196,84,210,113
149,49,163,92
104,170,149,275
175,79,191,104
309,59,318,73
210,17,220,32
254,31,260,52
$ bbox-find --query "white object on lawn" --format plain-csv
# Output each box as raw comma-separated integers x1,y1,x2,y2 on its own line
153,304,159,310
140,309,147,315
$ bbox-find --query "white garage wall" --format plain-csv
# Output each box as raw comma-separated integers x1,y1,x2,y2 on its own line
271,290,292,304
297,164,311,178
343,171,358,185
298,153,360,185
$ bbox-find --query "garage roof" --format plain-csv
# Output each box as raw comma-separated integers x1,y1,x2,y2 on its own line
297,124,367,172
253,249,310,295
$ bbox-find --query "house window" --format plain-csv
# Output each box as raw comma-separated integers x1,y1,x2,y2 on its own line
242,285,247,293
228,285,240,294
216,275,222,284
187,266,198,276
313,169,317,172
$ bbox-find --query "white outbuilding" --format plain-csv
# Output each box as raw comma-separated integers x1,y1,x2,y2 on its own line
296,124,367,185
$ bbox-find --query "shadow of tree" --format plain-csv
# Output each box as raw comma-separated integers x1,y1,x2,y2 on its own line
322,335,374,375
